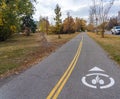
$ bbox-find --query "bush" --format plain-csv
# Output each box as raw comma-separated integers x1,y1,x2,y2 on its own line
0,26,12,41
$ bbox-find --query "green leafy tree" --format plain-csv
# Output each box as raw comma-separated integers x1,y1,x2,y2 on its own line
21,15,37,36
0,0,19,41
54,4,62,38
0,0,35,41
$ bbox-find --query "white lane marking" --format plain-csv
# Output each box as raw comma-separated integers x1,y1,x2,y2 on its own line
82,77,97,89
100,77,115,89
86,73,109,77
81,67,115,89
89,67,104,72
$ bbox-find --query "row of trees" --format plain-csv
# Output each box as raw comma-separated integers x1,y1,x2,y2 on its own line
87,15,120,33
88,0,115,38
0,0,36,41
0,0,117,41
38,4,87,38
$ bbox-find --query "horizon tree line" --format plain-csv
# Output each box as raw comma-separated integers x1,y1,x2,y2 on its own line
38,4,87,39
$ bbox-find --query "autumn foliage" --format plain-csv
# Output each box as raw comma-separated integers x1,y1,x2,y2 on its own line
0,0,35,41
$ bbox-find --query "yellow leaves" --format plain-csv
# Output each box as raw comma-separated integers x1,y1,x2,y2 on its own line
0,19,3,26
80,19,86,26
0,16,3,26
87,24,94,31
10,25,16,33
1,1,7,9
0,1,6,26
0,12,3,26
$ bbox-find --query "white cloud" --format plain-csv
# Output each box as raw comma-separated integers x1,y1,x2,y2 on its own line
33,0,90,21
33,0,120,23
109,0,120,17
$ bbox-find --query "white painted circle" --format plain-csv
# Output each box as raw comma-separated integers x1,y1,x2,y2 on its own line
81,73,115,89
92,79,97,85
99,79,104,85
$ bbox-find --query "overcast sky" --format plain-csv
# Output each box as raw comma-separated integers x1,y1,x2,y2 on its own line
33,0,120,23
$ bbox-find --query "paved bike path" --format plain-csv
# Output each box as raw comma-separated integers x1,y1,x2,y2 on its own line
58,33,120,99
0,33,82,99
0,33,120,99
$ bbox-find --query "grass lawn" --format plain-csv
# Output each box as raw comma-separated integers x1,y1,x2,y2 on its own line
0,32,79,78
88,32,120,65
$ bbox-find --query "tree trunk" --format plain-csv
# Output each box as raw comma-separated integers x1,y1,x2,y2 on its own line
101,29,105,38
24,27,31,36
96,29,98,35
101,23,105,38
58,34,61,39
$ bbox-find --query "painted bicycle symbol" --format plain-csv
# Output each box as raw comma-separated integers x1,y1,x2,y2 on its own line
81,67,115,89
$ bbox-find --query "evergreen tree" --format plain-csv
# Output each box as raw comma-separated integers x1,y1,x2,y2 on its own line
54,4,62,38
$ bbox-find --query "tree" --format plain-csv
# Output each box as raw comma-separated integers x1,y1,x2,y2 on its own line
54,4,62,39
107,17,119,30
38,16,49,34
45,17,49,34
63,16,75,33
30,20,37,33
90,0,98,34
0,0,19,41
0,0,35,41
75,17,81,32
79,19,87,31
75,18,87,32
21,15,37,36
87,24,95,32
90,0,115,37
66,12,71,33
89,6,95,25
49,25,56,34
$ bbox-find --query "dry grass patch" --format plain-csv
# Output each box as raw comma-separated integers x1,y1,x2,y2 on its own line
0,32,79,78
88,32,120,65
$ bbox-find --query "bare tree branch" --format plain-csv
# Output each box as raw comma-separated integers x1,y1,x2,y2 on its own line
90,0,115,37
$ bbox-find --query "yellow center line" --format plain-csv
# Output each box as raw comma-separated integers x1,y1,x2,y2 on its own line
46,39,81,99
47,35,83,99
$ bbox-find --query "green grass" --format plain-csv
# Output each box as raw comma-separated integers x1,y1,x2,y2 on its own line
88,32,120,65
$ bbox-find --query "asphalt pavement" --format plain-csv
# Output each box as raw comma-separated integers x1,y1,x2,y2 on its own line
0,33,120,99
